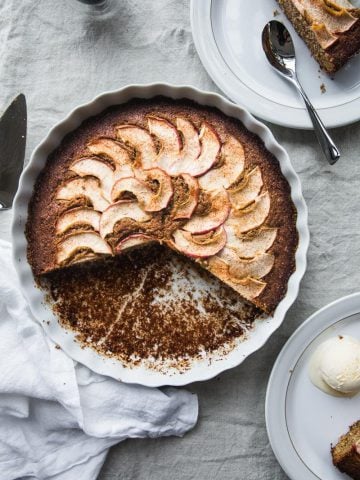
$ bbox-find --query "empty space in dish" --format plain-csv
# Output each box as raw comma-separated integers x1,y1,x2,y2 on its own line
42,245,262,373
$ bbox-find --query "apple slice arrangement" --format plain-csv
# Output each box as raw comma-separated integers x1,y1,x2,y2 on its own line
55,116,277,305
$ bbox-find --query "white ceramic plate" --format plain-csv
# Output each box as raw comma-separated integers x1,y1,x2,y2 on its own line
11,83,309,387
266,292,360,480
190,0,360,129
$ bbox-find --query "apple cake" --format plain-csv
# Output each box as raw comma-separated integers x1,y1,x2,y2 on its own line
332,421,360,480
276,0,360,73
26,97,298,316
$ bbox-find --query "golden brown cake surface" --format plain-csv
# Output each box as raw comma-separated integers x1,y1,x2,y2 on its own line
26,96,298,314
332,421,360,480
277,0,360,73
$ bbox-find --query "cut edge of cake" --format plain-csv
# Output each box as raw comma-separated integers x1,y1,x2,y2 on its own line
332,420,360,480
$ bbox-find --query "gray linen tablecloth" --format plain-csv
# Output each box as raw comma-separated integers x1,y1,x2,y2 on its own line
1,1,359,478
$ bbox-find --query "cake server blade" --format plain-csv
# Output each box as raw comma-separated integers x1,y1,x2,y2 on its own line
0,94,27,210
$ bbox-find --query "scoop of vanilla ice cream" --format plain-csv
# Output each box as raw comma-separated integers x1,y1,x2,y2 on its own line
320,336,360,394
309,335,360,397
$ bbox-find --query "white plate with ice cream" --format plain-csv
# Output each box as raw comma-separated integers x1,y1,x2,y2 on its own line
265,292,360,480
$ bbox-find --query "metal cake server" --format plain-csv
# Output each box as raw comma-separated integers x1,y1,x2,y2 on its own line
0,94,27,210
262,20,340,165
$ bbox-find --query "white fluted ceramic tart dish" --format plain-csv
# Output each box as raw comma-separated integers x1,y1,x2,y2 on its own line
12,84,309,386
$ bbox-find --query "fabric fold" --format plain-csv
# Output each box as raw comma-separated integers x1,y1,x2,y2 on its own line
0,239,198,480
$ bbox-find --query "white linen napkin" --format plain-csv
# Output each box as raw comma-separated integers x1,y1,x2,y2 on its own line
0,239,198,480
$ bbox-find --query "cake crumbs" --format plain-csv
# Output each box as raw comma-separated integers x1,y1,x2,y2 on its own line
273,9,280,16
320,83,326,94
41,245,261,371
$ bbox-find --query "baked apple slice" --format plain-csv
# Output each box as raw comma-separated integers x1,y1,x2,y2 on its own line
115,234,155,253
116,125,157,169
149,117,205,176
228,166,263,209
87,137,132,164
149,117,201,176
183,189,230,234
228,252,274,280
147,116,181,174
136,167,173,210
176,117,201,162
56,177,109,212
198,136,245,191
207,254,267,299
227,277,266,299
194,123,221,175
111,174,172,212
170,122,220,177
148,116,181,151
172,226,227,258
56,207,101,235
173,174,199,220
225,225,277,258
218,246,273,279
228,191,270,233
87,138,134,178
111,177,149,202
99,200,151,238
56,231,112,265
70,157,115,201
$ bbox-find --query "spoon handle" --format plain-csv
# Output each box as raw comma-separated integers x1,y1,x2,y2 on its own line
294,79,340,165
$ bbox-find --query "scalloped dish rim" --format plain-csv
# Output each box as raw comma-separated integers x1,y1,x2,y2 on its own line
11,83,309,387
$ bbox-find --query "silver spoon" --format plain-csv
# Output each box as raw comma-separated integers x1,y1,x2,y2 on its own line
262,20,340,165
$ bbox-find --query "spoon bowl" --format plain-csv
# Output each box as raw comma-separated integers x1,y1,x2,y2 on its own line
262,20,340,165
262,21,296,78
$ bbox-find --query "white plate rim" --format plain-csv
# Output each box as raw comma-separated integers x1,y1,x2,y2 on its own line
265,292,360,480
11,82,309,387
190,0,360,130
